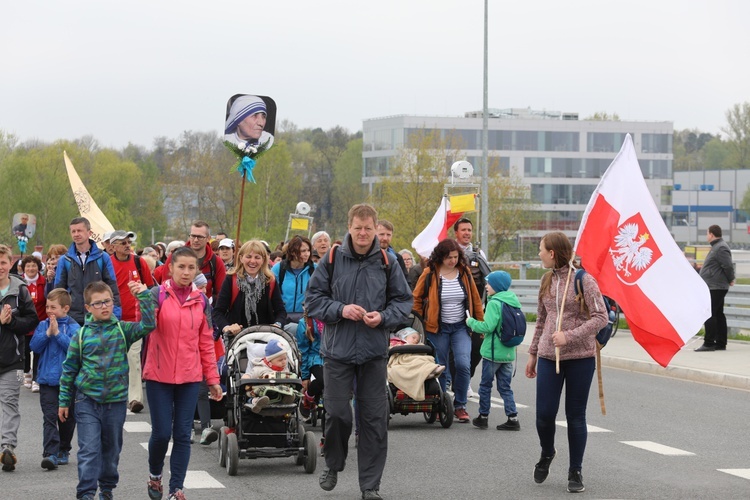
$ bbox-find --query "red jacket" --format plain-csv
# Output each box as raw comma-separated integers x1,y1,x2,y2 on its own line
142,281,220,385
24,274,47,336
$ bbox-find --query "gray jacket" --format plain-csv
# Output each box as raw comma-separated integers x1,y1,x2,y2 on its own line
699,238,735,290
306,235,413,364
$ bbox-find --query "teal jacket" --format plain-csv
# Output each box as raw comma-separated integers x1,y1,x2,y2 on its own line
59,290,155,407
466,291,521,363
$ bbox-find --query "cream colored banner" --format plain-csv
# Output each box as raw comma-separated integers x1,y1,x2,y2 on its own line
63,151,115,244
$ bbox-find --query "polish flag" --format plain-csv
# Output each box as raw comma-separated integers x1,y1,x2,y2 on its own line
575,134,710,367
411,197,464,259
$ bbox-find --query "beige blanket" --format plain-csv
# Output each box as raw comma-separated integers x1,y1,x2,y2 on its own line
387,353,441,401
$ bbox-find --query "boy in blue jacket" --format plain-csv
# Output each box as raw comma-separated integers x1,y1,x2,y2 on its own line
466,271,523,431
30,288,81,470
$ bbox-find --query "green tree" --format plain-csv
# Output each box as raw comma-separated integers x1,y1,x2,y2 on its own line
722,102,750,170
330,138,365,238
486,162,538,260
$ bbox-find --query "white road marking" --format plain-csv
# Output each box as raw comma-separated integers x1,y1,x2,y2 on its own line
467,395,529,409
123,421,152,433
184,470,226,489
140,442,172,456
620,441,695,456
718,469,750,480
556,421,612,433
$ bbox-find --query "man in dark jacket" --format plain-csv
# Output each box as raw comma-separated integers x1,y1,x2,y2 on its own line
307,204,413,500
695,225,735,351
55,217,121,325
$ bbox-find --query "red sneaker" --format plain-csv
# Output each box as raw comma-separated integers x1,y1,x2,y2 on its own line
454,408,470,423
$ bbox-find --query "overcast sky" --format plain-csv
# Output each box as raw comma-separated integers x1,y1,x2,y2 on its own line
2,0,747,149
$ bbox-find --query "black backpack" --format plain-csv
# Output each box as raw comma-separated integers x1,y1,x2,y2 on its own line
574,269,616,348
498,301,527,347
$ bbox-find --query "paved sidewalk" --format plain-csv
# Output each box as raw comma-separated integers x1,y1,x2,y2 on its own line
520,325,750,391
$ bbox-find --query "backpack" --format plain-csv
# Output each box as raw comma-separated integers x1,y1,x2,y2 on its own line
229,273,276,308
574,269,616,348
325,243,391,300
498,301,527,347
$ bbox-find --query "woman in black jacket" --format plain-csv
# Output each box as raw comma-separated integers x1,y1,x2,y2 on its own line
212,240,287,338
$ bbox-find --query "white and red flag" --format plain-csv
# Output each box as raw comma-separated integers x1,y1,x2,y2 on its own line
575,134,710,367
411,196,465,259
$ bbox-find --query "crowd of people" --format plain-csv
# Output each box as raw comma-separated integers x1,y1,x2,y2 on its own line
0,207,621,499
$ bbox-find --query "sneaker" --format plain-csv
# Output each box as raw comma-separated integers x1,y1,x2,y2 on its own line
497,416,521,431
99,490,114,500
41,454,58,470
57,450,70,465
200,427,219,445
472,414,488,429
362,489,383,499
128,400,144,413
1,446,16,472
167,489,186,500
147,474,163,499
189,429,197,444
31,381,40,393
533,449,556,484
466,386,477,398
23,373,32,389
567,470,585,493
319,467,338,491
454,407,470,423
300,391,316,418
250,396,270,414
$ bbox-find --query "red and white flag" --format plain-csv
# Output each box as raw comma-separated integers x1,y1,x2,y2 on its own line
411,197,465,259
575,134,710,367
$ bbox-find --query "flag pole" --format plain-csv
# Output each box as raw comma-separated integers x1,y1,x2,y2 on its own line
555,266,574,373
235,177,247,243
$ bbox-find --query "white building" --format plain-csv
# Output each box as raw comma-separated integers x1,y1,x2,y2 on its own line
363,109,673,239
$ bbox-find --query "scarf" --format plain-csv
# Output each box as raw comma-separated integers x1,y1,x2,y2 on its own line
262,357,285,372
238,273,267,326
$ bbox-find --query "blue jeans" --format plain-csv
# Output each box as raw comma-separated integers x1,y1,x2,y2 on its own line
478,360,517,417
147,381,200,495
39,384,76,456
74,393,127,498
535,356,595,471
428,321,471,409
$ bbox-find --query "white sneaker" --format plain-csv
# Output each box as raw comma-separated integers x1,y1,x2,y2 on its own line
31,382,40,393
466,386,477,398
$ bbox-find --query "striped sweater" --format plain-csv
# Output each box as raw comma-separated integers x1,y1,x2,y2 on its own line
59,290,155,407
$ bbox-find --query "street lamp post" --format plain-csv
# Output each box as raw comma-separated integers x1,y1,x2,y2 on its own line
480,0,489,252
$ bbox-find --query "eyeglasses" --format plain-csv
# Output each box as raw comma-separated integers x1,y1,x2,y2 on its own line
89,299,113,309
115,241,131,246
189,234,207,240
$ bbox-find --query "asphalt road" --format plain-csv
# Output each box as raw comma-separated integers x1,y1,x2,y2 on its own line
4,356,750,499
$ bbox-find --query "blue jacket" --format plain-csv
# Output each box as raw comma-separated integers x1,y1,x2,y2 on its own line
55,240,122,324
30,315,81,386
271,260,316,316
296,318,323,380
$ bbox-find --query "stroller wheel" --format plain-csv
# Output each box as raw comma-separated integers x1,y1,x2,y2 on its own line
226,432,239,476
303,431,317,473
439,395,454,429
218,427,228,467
423,410,437,424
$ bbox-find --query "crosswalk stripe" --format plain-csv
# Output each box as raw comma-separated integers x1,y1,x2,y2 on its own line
466,395,529,409
718,469,750,480
124,421,152,433
621,441,695,456
556,421,612,433
184,470,226,489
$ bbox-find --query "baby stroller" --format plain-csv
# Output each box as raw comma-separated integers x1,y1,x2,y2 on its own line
387,313,454,428
219,325,317,476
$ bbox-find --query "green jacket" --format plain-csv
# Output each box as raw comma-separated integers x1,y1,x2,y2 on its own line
59,290,155,407
466,291,521,363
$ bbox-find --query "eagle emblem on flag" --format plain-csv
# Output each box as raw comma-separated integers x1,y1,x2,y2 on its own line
608,213,662,284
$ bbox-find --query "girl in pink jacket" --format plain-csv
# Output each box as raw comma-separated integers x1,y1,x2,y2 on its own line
144,247,222,500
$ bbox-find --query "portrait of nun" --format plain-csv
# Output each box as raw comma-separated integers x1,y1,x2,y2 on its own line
224,94,276,153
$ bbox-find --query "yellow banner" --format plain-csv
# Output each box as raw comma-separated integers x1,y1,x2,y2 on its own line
64,151,115,244
290,217,310,230
449,193,476,213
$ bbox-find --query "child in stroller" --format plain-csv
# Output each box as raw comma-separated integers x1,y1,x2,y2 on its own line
387,326,445,401
241,338,298,413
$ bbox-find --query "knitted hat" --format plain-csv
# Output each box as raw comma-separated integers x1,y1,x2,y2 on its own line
396,327,419,342
225,95,267,134
486,270,511,293
193,273,207,288
265,338,288,361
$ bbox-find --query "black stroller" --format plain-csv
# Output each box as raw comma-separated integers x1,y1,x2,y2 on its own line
218,325,317,475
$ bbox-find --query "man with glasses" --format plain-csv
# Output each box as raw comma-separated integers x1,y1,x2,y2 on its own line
55,217,121,325
109,230,154,413
159,220,226,299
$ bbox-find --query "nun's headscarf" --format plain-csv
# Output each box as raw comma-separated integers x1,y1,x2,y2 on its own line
225,95,267,134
